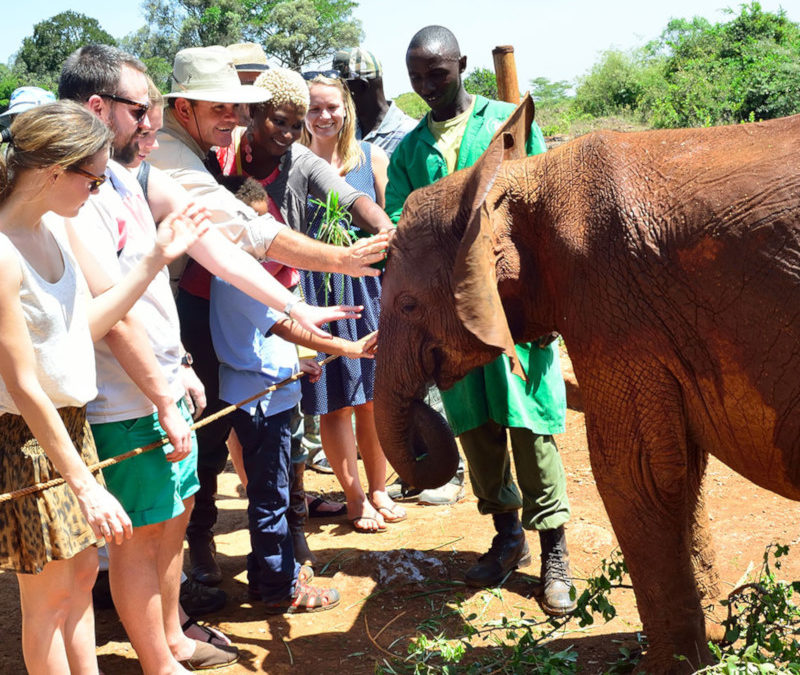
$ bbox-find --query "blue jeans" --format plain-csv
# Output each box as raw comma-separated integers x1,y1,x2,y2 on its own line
231,406,299,602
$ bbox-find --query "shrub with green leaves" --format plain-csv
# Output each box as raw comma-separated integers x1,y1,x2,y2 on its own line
697,543,800,673
309,190,355,305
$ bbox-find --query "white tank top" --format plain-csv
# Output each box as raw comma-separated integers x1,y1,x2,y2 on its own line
0,224,98,415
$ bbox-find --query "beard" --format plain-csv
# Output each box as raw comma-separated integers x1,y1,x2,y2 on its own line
109,121,139,166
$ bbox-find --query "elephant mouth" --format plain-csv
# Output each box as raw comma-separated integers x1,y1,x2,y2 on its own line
427,347,455,392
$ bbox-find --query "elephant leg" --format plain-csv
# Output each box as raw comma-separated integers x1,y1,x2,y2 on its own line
691,488,724,642
584,367,714,673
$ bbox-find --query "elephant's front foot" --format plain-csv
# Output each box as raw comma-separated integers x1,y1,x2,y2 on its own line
635,652,706,675
703,606,727,644
636,623,714,674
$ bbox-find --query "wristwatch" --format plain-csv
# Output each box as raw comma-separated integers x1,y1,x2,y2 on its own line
283,297,301,318
180,352,194,367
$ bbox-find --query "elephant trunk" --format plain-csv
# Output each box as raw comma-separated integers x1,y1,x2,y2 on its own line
374,363,460,491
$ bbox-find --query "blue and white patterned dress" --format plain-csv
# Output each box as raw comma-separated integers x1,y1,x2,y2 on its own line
300,141,381,414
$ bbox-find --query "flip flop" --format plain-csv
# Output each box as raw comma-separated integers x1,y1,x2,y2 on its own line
307,495,347,519
373,502,407,524
350,515,387,533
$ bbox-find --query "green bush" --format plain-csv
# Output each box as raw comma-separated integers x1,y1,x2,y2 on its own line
464,67,498,100
571,2,800,129
394,91,429,120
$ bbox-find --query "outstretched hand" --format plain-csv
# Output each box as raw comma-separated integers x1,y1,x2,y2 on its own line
341,232,390,278
291,301,362,339
346,330,378,359
154,202,211,264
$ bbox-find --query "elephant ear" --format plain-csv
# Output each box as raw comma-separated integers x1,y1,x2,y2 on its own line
496,92,535,161
452,95,535,380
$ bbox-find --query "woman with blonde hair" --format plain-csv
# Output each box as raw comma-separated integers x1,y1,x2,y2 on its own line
0,100,205,673
299,73,404,533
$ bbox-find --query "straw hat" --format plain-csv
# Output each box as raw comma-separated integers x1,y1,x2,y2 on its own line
164,46,271,104
227,42,270,73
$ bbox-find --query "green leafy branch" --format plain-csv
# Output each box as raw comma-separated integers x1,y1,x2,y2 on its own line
694,543,800,674
376,550,632,674
375,545,800,674
309,189,355,306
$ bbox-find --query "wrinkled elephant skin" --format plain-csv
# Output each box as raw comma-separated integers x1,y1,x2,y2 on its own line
374,105,800,672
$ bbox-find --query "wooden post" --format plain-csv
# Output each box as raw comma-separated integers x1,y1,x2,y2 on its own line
492,45,520,104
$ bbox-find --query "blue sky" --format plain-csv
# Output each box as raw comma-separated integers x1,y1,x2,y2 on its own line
3,1,799,97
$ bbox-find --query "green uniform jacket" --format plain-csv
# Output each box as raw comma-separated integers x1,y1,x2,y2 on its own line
385,95,566,437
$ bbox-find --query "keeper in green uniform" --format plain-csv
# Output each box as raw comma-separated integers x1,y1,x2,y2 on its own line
385,24,576,616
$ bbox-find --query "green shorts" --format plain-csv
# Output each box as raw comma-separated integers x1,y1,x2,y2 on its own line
91,399,199,528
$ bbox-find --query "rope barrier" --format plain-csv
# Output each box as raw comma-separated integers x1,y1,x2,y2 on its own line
0,354,340,504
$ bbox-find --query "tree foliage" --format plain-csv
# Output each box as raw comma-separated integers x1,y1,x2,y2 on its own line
12,11,117,91
528,77,571,104
125,0,362,76
246,0,362,69
464,67,497,99
645,2,800,126
571,2,800,128
0,65,22,112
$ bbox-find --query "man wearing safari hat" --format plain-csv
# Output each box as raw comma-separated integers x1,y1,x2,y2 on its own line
332,46,416,156
149,46,389,596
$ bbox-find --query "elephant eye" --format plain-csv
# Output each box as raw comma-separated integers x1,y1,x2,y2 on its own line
397,294,419,316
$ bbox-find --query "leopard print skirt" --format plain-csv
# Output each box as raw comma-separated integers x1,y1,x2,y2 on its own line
0,406,104,574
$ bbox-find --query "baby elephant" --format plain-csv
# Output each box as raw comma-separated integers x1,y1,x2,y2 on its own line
374,96,800,672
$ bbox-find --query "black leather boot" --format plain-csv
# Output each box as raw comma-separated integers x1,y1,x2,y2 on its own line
187,534,223,586
465,512,531,587
288,462,317,567
539,526,577,616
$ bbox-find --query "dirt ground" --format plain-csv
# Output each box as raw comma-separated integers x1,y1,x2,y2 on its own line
2,392,800,673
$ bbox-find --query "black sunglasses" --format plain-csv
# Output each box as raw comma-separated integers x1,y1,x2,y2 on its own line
69,166,107,192
98,93,150,123
301,70,341,81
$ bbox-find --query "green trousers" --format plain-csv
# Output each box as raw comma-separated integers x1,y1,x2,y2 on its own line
459,419,570,531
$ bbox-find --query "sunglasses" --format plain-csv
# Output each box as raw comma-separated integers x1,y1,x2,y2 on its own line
69,166,107,192
301,70,341,81
98,93,150,124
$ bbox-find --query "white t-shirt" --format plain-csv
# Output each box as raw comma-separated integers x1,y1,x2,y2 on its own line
65,159,184,423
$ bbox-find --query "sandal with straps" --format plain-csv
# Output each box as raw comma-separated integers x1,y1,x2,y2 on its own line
263,579,340,614
181,617,232,648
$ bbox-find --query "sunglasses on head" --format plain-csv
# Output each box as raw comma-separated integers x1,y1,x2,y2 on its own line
68,166,107,192
301,70,341,81
98,93,150,123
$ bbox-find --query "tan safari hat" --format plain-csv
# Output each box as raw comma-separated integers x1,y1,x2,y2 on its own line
165,46,271,104
227,42,271,73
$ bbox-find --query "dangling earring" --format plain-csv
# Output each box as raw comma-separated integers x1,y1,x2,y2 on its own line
243,129,254,164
